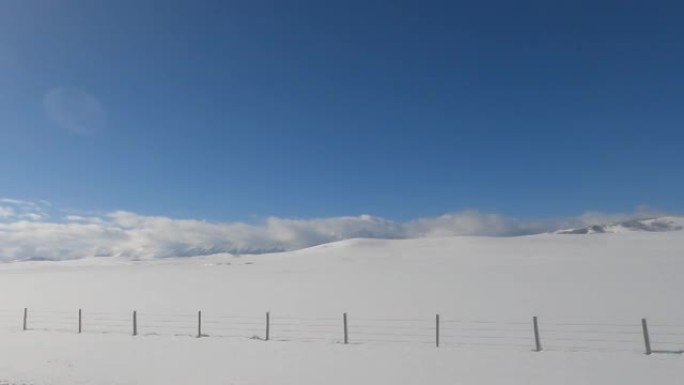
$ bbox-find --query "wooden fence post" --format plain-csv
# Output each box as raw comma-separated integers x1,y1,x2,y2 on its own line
436,314,440,348
533,316,542,352
22,308,27,331
266,312,270,341
343,313,348,344
133,310,137,336
197,311,202,338
78,308,82,334
641,318,652,355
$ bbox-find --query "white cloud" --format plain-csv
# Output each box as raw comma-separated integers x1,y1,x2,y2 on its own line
0,200,676,262
0,198,40,207
0,198,49,222
43,88,106,135
405,211,537,237
0,206,15,218
21,213,47,221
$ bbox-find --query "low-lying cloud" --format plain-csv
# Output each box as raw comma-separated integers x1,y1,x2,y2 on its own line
0,199,671,262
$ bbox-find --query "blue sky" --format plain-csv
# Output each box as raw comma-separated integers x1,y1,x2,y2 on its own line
1,0,683,222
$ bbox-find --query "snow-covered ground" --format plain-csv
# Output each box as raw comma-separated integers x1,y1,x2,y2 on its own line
1,226,684,384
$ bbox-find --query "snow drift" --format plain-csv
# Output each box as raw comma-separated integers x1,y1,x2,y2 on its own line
1,228,684,384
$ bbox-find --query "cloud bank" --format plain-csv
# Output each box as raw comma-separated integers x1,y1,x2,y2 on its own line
0,199,671,262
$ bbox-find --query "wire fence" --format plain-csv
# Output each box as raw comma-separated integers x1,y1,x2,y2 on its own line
1,308,682,354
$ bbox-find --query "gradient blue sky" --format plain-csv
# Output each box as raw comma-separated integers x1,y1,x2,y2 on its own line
1,0,682,222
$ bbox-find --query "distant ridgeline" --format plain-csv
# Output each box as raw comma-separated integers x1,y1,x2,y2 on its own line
556,217,684,235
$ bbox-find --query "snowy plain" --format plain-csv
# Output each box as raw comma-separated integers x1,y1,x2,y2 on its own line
1,219,684,384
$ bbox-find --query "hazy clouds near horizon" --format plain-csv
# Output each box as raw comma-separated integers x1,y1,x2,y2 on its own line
0,199,670,262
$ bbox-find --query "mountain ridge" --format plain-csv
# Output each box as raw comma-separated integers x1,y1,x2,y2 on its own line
555,216,684,234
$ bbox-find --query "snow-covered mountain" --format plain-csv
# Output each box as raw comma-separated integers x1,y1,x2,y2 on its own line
555,216,684,234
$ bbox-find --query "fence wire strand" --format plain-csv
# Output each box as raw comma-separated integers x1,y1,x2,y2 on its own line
1,308,681,354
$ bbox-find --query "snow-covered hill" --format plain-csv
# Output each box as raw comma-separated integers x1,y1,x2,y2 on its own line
555,216,684,234
1,230,683,384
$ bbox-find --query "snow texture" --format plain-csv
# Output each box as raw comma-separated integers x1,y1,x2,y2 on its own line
1,227,684,384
